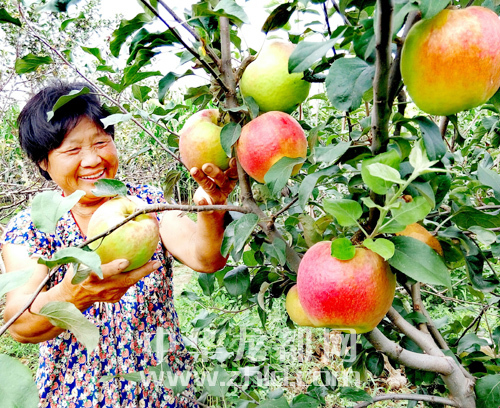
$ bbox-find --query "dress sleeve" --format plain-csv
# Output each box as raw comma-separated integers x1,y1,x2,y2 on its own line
0,209,56,258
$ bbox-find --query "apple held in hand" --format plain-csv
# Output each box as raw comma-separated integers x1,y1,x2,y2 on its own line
297,241,396,334
87,196,160,272
179,109,230,171
401,6,500,116
236,111,307,183
240,40,311,113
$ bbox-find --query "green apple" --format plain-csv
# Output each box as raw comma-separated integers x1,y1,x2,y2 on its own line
87,196,160,272
240,40,311,113
401,6,500,116
179,109,230,171
297,242,396,334
236,111,307,183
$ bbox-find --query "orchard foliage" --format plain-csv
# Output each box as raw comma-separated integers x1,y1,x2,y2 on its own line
1,0,500,407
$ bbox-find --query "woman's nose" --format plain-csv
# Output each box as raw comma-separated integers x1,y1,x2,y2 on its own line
80,148,102,167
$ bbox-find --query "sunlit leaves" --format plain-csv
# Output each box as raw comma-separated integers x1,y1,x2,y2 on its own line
110,13,152,58
326,57,375,112
361,150,401,195
38,247,102,278
91,179,128,197
262,1,297,34
363,238,394,261
413,116,446,161
391,196,432,226
289,38,338,73
220,122,241,157
32,190,85,234
221,214,259,261
15,53,53,74
264,157,305,196
0,8,21,27
323,199,362,227
331,238,355,260
0,268,34,299
389,236,451,288
0,354,39,408
36,302,99,350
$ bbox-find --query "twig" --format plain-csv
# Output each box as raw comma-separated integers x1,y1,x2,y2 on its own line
353,393,460,408
331,0,351,26
454,304,490,346
156,0,222,68
138,0,230,94
271,197,299,220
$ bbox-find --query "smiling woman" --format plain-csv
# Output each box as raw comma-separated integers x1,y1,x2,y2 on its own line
0,81,238,407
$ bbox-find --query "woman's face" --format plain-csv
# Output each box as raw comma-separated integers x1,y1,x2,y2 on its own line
41,116,119,204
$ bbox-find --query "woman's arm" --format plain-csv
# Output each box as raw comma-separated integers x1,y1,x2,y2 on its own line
161,159,238,273
2,243,160,343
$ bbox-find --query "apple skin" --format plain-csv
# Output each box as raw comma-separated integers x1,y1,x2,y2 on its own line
401,6,500,116
236,111,307,183
297,242,396,334
396,223,443,256
179,109,230,171
87,196,160,272
285,285,315,327
240,40,311,113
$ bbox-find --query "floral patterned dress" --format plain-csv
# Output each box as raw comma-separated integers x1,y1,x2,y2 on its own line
1,184,198,408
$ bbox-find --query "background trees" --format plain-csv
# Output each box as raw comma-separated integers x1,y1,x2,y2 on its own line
1,0,500,407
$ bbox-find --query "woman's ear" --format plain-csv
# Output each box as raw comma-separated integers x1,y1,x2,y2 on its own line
39,159,48,171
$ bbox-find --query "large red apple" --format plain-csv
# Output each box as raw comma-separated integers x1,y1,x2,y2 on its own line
87,196,159,272
401,6,500,116
239,40,311,113
297,241,396,333
179,109,230,171
236,111,307,183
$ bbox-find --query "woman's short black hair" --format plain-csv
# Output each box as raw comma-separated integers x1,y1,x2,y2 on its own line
17,81,114,180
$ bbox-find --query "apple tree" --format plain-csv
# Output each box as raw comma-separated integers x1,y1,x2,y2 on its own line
1,0,500,407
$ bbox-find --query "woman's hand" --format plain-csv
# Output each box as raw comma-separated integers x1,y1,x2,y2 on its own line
190,158,238,207
58,259,160,310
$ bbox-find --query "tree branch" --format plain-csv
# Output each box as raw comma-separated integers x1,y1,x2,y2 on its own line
353,393,460,408
364,328,453,374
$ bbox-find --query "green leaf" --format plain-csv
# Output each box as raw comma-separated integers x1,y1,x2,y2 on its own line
298,165,341,209
363,238,395,261
323,198,362,227
452,206,500,230
132,84,151,103
289,38,337,73
158,71,192,104
210,346,234,363
469,226,497,246
36,301,99,350
163,368,189,395
0,354,39,408
221,214,259,258
414,116,446,161
220,122,241,157
337,386,373,402
0,268,34,298
213,0,249,25
326,57,375,112
476,374,500,408
418,0,449,20
366,163,404,185
298,214,322,247
262,2,297,33
366,352,384,376
465,255,499,293
32,190,85,234
81,46,105,64
0,8,21,26
121,66,162,90
15,53,53,74
478,164,500,195
91,179,128,197
290,394,321,408
198,272,215,296
38,247,102,278
264,156,305,196
361,150,401,195
150,326,170,362
191,310,217,329
314,141,351,164
389,236,451,288
258,396,291,407
110,13,152,57
203,365,231,397
391,196,432,226
331,238,355,260
100,113,133,128
457,333,489,355
262,238,287,266
47,87,90,122
223,266,250,297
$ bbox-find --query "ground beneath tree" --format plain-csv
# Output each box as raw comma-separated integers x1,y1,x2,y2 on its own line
172,263,194,297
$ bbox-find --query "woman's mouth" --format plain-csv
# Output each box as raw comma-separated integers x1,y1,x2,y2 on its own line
79,169,105,181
